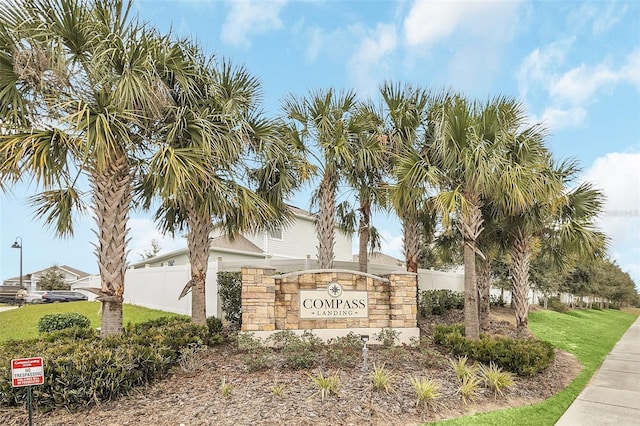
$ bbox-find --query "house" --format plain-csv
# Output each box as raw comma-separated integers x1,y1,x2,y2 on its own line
3,265,91,292
353,251,405,267
131,205,353,269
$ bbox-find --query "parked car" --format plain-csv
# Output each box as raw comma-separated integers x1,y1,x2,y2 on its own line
41,291,88,303
25,291,47,304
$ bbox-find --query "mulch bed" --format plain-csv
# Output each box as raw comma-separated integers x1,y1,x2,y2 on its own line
1,308,582,426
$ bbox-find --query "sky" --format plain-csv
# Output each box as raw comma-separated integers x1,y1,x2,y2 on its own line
1,0,639,289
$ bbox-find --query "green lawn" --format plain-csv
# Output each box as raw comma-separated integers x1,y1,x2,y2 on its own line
431,308,638,425
0,302,184,342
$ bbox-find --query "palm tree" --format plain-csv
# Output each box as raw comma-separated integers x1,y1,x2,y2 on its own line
139,48,304,325
335,102,387,273
502,159,607,336
474,123,555,331
428,95,543,340
475,225,502,331
0,0,199,336
282,88,362,269
380,82,438,273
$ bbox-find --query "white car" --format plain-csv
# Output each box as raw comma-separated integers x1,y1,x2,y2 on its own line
24,291,47,304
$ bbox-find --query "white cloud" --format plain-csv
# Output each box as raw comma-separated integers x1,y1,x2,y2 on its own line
621,49,640,89
127,217,186,264
403,0,464,46
403,0,521,47
299,24,354,65
379,230,404,260
221,0,287,47
402,0,522,95
569,1,627,36
517,39,574,101
584,152,640,285
539,107,587,129
518,41,640,130
592,2,625,35
305,27,323,62
347,23,397,96
549,63,618,105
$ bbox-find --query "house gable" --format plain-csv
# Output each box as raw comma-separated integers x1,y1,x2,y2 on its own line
244,206,353,261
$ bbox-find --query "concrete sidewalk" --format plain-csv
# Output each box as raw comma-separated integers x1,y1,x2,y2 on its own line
555,315,640,425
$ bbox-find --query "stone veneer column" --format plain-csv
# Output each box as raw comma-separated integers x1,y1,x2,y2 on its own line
388,272,418,328
241,267,276,332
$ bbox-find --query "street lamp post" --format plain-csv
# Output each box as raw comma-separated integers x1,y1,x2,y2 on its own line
11,237,23,290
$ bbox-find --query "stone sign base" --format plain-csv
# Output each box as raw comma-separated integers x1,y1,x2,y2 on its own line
241,268,419,346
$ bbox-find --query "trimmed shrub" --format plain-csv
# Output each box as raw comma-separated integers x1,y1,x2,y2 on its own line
434,324,555,376
490,294,506,307
218,271,242,327
0,317,207,411
419,290,464,316
283,331,322,370
543,297,569,313
236,332,272,371
265,330,322,369
434,324,465,344
38,312,91,333
206,316,224,345
374,328,400,347
325,333,362,368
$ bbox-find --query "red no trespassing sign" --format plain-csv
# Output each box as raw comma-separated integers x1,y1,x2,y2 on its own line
11,357,44,387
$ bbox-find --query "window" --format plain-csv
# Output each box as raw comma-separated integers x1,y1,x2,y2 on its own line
269,227,282,240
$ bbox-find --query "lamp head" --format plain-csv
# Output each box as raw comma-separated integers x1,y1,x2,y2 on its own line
11,241,21,249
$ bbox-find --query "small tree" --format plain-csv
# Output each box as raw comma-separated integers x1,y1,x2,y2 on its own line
138,239,162,261
38,266,68,291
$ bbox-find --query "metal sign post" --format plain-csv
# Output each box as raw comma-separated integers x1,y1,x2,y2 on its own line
11,357,44,426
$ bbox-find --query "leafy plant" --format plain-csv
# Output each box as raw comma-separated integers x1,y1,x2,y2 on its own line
217,271,242,326
235,332,272,371
325,333,362,368
449,356,477,382
206,316,224,344
281,331,322,370
490,294,506,307
374,328,400,347
37,266,68,291
434,323,555,376
410,376,442,410
370,364,394,393
541,296,569,313
220,377,232,397
270,383,285,397
0,317,207,411
458,374,482,404
480,363,514,398
266,330,299,349
178,343,206,373
308,371,340,402
419,290,464,316
37,312,91,333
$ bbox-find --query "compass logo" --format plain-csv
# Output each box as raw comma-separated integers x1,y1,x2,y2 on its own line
327,282,343,298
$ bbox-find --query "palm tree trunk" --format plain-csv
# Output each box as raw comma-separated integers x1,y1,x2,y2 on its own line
401,209,420,273
187,205,212,325
460,194,483,341
477,257,491,331
317,170,336,269
357,192,371,273
93,153,131,337
511,232,531,338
